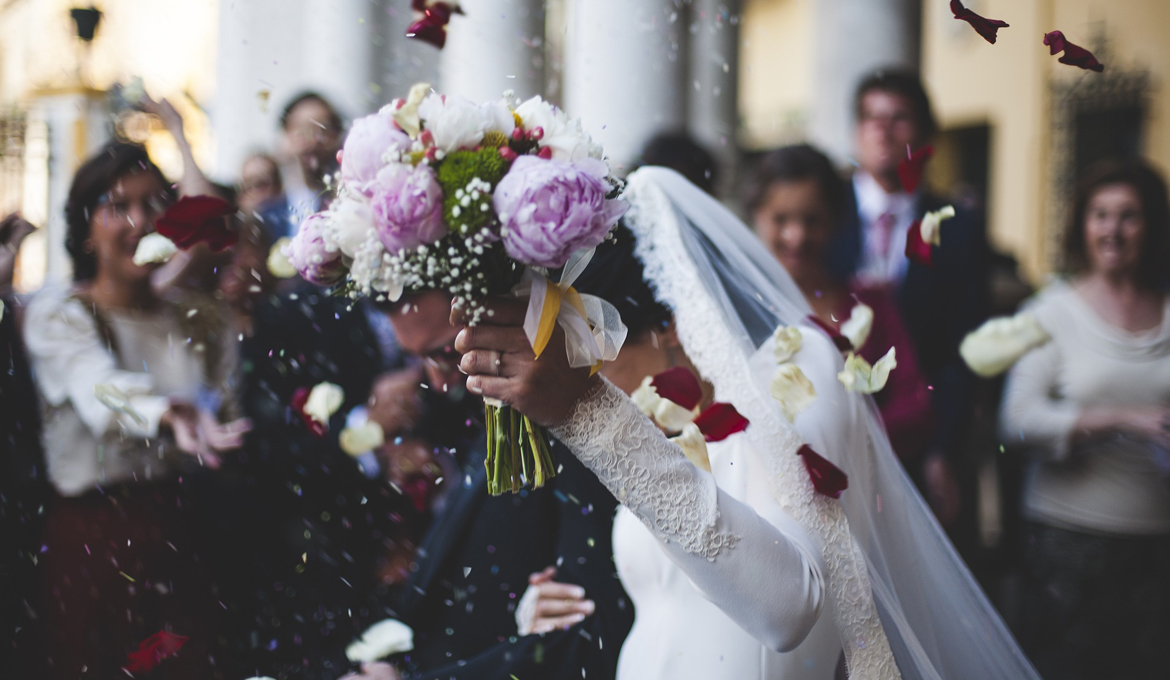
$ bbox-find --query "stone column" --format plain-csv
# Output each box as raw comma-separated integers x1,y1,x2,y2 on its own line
687,0,741,193
563,0,688,171
809,0,920,163
441,0,545,102
375,1,441,101
301,0,376,117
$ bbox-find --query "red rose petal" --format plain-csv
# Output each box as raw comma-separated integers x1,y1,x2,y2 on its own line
1043,30,1105,72
797,445,848,499
896,145,933,194
292,387,327,437
124,631,189,673
693,402,749,442
806,315,853,353
950,0,1009,44
651,366,703,410
904,219,934,267
155,195,237,252
406,2,463,49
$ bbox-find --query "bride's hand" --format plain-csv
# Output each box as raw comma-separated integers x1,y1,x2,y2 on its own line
515,566,595,635
452,297,598,427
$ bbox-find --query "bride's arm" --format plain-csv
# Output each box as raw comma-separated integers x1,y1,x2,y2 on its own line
550,376,825,652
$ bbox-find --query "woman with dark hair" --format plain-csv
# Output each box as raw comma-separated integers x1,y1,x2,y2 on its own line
1000,160,1170,680
746,144,934,462
22,142,249,679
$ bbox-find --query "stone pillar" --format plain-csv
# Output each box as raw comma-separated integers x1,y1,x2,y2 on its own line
375,1,441,101
441,0,545,102
301,0,376,117
809,0,920,163
563,0,688,171
687,0,741,193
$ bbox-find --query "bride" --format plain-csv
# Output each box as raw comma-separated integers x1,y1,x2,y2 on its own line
453,167,1040,679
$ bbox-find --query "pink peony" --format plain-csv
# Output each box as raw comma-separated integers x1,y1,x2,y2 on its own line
341,113,412,190
493,156,626,268
369,163,447,254
289,213,346,286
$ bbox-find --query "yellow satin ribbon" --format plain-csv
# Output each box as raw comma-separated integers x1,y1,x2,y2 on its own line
531,282,602,374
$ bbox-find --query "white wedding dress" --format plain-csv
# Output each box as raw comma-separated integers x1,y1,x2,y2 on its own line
546,167,1043,680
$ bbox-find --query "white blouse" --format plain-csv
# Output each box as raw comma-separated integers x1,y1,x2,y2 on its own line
23,286,235,496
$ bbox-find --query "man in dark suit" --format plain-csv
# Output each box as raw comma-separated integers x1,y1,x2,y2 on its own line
827,69,990,527
341,290,632,680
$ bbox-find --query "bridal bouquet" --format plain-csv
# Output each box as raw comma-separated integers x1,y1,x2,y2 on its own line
290,83,628,495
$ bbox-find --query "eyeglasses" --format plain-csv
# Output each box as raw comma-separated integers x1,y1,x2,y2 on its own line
95,192,171,222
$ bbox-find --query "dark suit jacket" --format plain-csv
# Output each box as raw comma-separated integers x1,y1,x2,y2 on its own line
828,181,990,456
393,411,633,680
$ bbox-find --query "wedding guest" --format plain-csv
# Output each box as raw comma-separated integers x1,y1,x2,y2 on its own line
260,92,344,240
22,142,249,679
746,144,934,462
1000,160,1170,680
636,131,719,196
826,68,990,525
238,152,284,216
338,290,632,680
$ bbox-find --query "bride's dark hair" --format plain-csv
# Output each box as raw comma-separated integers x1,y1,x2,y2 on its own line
571,222,671,339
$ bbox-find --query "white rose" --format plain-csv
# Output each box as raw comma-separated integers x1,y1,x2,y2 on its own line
514,95,599,162
772,326,803,364
920,205,956,246
671,422,711,472
418,93,487,153
327,197,376,258
266,237,297,278
132,233,177,266
839,302,874,351
960,313,1051,378
346,618,414,663
303,382,345,426
770,363,817,422
340,421,385,457
479,99,516,138
837,347,897,394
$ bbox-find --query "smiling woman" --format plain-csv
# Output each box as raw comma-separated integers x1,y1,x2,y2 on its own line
21,142,249,679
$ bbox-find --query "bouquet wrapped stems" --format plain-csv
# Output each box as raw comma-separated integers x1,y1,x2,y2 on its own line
484,400,556,495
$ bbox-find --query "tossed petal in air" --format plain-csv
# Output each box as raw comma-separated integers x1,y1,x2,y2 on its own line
693,402,749,442
838,347,897,394
772,325,803,364
797,445,848,499
960,312,1051,377
266,237,297,278
839,301,874,351
132,233,177,266
896,145,934,194
155,195,237,251
124,630,189,673
919,205,955,246
770,363,817,422
340,421,385,457
904,219,933,267
347,618,415,663
807,315,853,352
950,0,1009,44
1044,30,1105,72
651,366,703,410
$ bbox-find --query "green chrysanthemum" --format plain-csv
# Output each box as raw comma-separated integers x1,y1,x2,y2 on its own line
436,148,510,234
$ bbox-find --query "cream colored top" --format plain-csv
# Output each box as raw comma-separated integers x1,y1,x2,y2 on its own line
1000,280,1170,535
23,286,235,496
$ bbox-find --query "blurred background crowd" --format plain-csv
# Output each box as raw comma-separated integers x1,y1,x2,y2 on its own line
1,1,1168,679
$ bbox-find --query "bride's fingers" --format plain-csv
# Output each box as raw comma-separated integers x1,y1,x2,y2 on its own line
454,324,529,355
465,375,511,401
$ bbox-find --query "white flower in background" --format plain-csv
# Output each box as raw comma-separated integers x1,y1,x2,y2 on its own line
840,302,874,351
630,377,698,432
132,233,177,266
672,422,711,472
389,82,431,138
770,363,817,422
326,196,376,259
417,93,512,153
514,96,602,162
772,326,803,364
94,384,147,427
960,312,1051,377
479,99,517,138
340,421,385,457
920,205,956,246
303,382,345,426
266,237,297,278
346,618,414,663
838,347,897,394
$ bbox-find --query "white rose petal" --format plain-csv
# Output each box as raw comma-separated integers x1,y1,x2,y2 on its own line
94,384,147,427
770,363,817,422
327,197,376,258
960,312,1051,378
340,421,385,457
920,205,956,246
772,326,803,364
630,376,660,416
132,233,177,266
346,618,414,663
514,95,598,162
391,82,430,138
303,382,345,426
840,302,874,351
838,347,897,394
266,237,297,278
417,94,493,153
653,399,699,433
671,422,711,472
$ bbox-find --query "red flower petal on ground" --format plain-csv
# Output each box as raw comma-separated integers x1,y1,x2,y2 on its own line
693,402,749,442
904,220,934,266
155,195,237,251
651,366,703,410
291,387,327,437
896,145,933,194
806,315,853,353
124,630,190,673
950,0,1009,44
1043,30,1104,72
406,2,464,49
797,445,848,499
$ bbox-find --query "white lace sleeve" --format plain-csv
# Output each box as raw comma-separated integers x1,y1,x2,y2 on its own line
551,377,827,653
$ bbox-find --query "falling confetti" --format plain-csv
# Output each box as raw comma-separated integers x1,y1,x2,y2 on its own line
1043,30,1105,72
949,0,1009,44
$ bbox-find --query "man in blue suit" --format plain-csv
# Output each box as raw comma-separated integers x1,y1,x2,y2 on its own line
827,69,990,527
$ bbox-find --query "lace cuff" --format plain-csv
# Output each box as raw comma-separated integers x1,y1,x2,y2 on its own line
551,377,737,560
